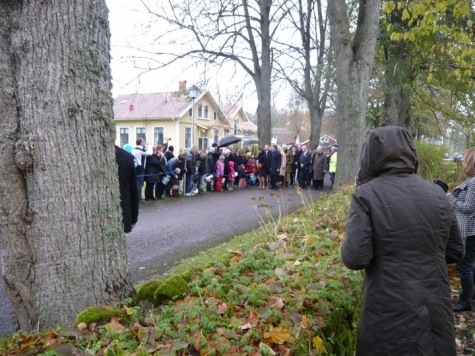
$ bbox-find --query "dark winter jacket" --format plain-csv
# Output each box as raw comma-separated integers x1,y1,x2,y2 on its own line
293,150,301,171
257,151,267,170
270,150,281,175
115,146,138,233
206,152,216,175
299,150,311,171
342,126,464,356
144,154,162,183
197,154,207,175
311,151,327,180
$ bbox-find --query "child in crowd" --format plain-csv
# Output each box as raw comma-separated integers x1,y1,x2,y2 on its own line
215,155,225,192
170,168,181,197
238,164,246,188
228,161,235,191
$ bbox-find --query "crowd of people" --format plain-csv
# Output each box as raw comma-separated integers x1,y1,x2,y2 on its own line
114,139,338,231
128,139,339,201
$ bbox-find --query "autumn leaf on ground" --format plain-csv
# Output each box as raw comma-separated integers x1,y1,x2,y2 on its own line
123,305,132,315
263,326,294,345
103,320,125,333
240,322,253,331
249,310,259,326
299,315,309,329
218,302,228,314
259,342,277,355
312,335,326,353
137,326,160,343
269,297,285,309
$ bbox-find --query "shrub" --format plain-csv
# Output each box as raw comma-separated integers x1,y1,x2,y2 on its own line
414,140,445,181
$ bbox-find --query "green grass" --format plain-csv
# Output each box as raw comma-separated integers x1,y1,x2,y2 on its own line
0,184,362,356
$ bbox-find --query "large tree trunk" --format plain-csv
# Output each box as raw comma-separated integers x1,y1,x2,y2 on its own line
0,0,133,331
253,0,272,146
382,40,412,129
328,0,381,186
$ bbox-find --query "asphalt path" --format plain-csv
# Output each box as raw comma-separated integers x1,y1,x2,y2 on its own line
0,180,330,337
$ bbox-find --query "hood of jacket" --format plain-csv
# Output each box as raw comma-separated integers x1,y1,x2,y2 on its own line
357,126,418,185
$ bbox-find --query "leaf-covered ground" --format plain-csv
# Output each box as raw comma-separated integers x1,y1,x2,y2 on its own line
1,184,474,355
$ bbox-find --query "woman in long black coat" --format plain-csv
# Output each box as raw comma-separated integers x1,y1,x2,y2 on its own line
269,145,281,190
144,148,161,200
342,126,464,356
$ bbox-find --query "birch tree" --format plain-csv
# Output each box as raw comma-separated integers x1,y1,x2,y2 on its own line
0,0,133,331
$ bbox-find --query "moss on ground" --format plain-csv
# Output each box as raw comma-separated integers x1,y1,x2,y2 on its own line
136,275,188,306
74,306,128,326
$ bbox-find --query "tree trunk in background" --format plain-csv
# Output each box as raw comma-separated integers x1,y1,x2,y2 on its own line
328,0,381,186
245,0,272,146
0,0,133,331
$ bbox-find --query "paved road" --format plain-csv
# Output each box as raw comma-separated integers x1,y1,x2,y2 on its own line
0,181,329,337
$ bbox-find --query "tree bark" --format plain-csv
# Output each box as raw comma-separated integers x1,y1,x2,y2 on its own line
0,0,133,331
244,0,272,146
328,0,381,186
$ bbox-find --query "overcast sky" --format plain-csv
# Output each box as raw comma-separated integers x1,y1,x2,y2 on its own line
106,0,261,112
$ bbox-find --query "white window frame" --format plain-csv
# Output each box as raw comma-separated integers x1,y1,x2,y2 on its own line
204,105,209,119
154,126,165,146
119,127,129,147
136,127,146,142
185,127,192,148
198,137,209,152
198,104,203,118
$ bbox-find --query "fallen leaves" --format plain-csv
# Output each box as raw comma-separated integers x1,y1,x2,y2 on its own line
263,326,294,345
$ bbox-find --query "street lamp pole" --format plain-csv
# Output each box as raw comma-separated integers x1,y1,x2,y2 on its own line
189,84,198,147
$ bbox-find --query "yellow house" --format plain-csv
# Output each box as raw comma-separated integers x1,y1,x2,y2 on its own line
113,89,231,152
221,104,258,142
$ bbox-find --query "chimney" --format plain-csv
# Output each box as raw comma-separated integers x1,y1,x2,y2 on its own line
129,104,134,111
179,80,187,90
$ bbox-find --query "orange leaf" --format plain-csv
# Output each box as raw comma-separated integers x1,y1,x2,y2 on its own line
263,326,294,345
249,311,259,326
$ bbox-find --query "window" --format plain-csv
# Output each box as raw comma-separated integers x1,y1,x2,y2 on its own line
198,137,209,152
204,105,209,119
213,112,217,120
154,127,164,146
189,108,192,117
119,127,129,147
214,129,219,144
185,127,191,148
198,104,203,118
234,120,238,134
136,127,146,142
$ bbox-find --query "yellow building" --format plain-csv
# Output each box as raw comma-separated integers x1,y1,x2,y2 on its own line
221,104,258,142
114,89,231,152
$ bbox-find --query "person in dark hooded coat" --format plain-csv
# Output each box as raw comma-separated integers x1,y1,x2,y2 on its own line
342,126,464,356
115,146,138,233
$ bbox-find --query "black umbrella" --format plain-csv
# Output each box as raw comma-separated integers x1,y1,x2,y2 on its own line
217,135,242,148
243,139,259,145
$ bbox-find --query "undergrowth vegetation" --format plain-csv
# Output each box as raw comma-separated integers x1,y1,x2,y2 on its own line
1,184,362,355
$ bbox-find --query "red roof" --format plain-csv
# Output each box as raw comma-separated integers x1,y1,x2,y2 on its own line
114,92,191,119
242,120,257,132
